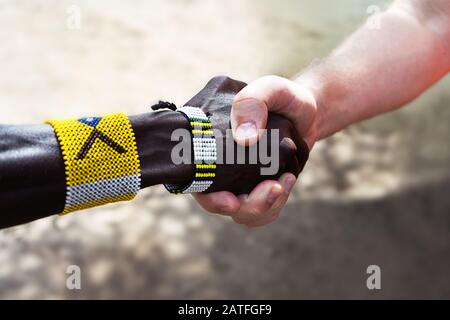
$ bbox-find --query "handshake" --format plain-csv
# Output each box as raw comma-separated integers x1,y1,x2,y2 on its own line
0,75,318,229
165,75,318,227
3,1,443,230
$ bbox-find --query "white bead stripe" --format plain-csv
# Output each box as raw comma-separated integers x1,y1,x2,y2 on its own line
65,174,141,208
164,106,216,194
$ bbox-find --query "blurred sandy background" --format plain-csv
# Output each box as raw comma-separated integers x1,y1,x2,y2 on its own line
0,0,449,299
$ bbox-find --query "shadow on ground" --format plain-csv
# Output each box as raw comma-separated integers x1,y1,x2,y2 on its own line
1,174,450,299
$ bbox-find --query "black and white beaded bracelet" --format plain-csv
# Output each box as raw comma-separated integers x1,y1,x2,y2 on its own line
164,106,217,194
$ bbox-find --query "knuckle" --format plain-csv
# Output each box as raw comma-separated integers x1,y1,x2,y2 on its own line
274,84,293,99
247,206,266,217
210,75,229,82
232,216,248,225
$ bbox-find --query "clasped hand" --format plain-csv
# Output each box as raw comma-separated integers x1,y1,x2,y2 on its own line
180,76,317,227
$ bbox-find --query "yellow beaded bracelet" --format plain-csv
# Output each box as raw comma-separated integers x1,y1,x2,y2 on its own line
47,113,141,215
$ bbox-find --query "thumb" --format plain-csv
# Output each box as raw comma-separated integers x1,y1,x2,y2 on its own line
231,95,267,147
231,75,317,147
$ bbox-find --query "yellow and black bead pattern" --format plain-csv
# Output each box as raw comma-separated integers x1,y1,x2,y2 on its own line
47,113,141,214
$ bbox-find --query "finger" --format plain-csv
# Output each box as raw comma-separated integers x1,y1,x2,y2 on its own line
280,136,301,176
193,191,240,215
247,214,279,228
245,184,290,227
231,75,317,149
245,173,296,227
231,96,267,146
232,180,284,225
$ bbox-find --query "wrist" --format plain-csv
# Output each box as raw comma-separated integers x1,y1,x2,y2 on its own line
295,73,331,142
129,110,194,188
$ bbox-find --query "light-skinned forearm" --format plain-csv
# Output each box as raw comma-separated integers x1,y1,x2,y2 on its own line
296,0,450,140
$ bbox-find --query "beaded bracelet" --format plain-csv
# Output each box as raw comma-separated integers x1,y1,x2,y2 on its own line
47,113,141,214
164,106,217,194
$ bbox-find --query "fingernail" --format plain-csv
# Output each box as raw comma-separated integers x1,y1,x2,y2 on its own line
235,122,257,141
281,175,296,193
266,184,283,205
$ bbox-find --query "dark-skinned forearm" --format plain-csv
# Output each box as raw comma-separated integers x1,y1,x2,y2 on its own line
0,110,193,229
